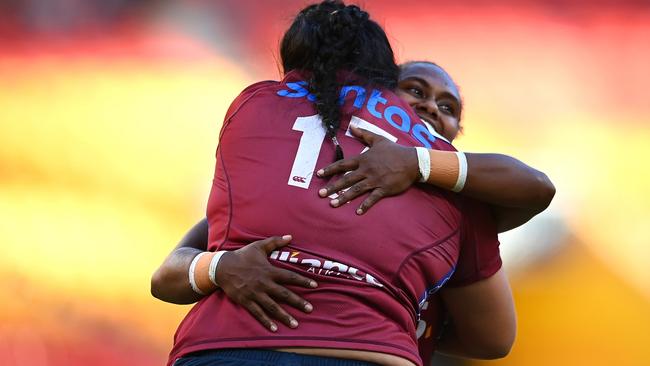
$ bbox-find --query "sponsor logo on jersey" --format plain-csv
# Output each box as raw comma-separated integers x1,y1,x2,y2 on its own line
292,176,307,183
270,250,384,288
277,80,438,148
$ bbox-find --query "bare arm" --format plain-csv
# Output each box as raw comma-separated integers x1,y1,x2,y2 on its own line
150,218,317,331
151,219,208,304
463,153,555,232
317,127,555,232
436,269,516,359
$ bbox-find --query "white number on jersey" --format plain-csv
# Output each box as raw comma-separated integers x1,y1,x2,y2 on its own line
289,115,398,190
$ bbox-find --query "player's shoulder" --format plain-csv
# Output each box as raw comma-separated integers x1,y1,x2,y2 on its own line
234,80,279,104
241,80,278,95
225,80,278,121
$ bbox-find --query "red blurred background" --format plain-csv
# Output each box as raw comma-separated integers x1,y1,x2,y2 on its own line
1,1,649,365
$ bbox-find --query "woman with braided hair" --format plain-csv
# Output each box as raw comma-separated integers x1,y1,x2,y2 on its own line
170,2,436,365
169,2,456,365
160,1,553,365
281,1,399,162
155,59,553,365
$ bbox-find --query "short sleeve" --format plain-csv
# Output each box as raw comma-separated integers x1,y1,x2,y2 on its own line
446,197,502,287
220,80,277,137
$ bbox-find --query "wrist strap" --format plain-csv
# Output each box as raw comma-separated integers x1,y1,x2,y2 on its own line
452,152,467,192
425,149,459,189
415,147,431,182
189,252,209,295
208,251,228,287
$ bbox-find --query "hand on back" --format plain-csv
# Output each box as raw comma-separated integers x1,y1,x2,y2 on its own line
216,235,317,332
317,126,420,214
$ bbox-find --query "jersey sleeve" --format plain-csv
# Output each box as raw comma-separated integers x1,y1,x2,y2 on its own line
446,197,502,287
219,80,277,138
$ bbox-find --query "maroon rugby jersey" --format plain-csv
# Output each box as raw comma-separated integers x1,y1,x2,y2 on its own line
416,197,502,364
170,71,463,366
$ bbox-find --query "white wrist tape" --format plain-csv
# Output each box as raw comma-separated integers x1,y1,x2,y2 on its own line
208,251,228,287
415,147,431,183
189,252,208,295
452,152,468,192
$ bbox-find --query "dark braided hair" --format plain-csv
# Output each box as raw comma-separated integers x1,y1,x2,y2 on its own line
280,1,399,160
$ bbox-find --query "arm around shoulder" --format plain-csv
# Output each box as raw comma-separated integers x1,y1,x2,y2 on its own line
462,153,555,232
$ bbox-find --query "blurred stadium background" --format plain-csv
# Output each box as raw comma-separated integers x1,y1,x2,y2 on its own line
1,0,649,365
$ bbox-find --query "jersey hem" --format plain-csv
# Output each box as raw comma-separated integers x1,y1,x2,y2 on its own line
169,337,422,366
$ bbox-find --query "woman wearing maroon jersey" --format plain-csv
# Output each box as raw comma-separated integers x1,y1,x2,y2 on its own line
153,1,554,365
152,61,551,363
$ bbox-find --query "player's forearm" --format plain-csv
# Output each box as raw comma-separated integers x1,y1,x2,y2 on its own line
151,247,206,304
316,135,555,221
150,218,210,304
424,150,554,210
462,153,555,211
423,150,555,231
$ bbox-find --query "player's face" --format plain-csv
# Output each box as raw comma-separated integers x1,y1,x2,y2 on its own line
397,63,462,142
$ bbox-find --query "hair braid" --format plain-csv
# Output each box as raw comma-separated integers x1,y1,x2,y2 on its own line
280,1,399,161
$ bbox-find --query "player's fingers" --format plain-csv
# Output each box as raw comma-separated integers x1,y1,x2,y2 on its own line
242,300,278,332
330,180,370,207
267,283,313,313
256,293,299,329
319,172,364,199
350,125,381,146
254,235,293,254
316,158,359,180
272,267,318,289
355,188,386,215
